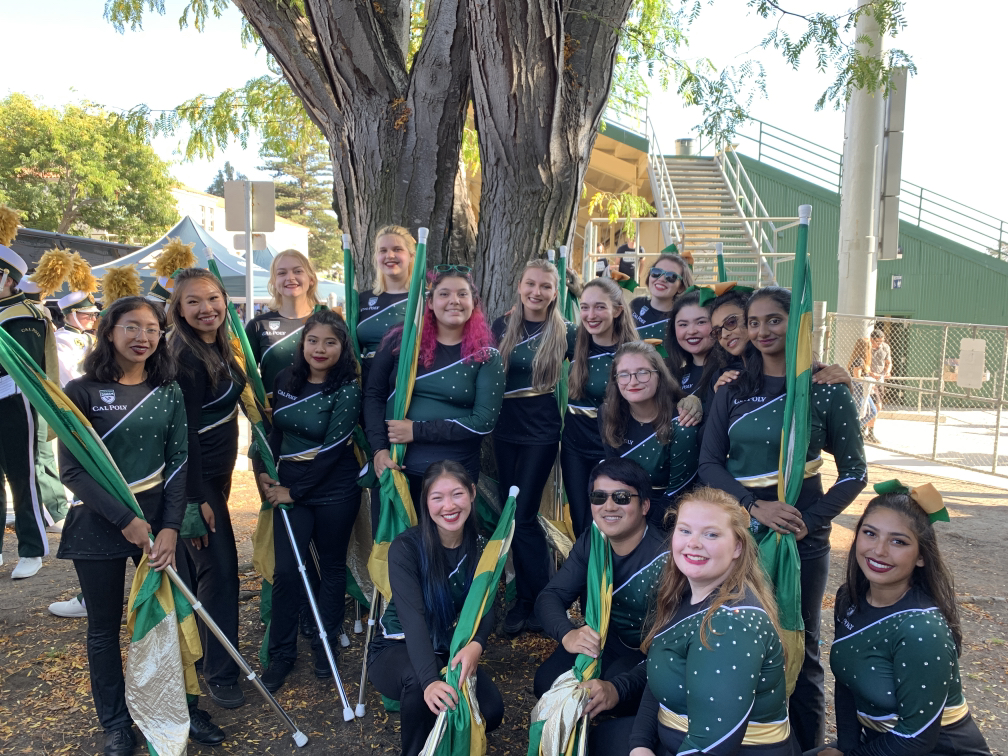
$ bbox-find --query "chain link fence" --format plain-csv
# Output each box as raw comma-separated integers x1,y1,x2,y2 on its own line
824,314,1008,478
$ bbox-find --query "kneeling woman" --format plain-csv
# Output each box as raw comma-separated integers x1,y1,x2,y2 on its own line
58,297,223,756
629,487,794,756
367,461,504,756
828,488,991,756
600,342,701,529
258,311,362,692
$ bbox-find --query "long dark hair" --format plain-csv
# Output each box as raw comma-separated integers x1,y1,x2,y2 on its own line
600,341,684,447
735,287,791,400
166,268,244,390
285,310,359,396
83,297,174,387
843,493,963,653
409,460,481,652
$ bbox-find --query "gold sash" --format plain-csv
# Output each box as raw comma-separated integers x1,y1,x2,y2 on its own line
129,471,164,495
738,457,823,489
857,700,969,733
504,387,554,399
658,706,791,745
566,405,598,418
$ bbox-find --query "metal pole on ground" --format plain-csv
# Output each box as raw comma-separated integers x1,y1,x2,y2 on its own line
356,586,381,717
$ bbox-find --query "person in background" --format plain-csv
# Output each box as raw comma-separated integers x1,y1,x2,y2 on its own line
535,458,667,756
847,337,878,438
629,251,693,342
367,460,503,756
594,241,610,278
614,232,643,281
868,328,891,442
169,269,248,710
628,487,794,756
828,487,992,756
492,258,576,635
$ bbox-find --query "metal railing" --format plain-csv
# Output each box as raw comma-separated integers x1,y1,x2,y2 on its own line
645,118,684,250
826,313,1008,477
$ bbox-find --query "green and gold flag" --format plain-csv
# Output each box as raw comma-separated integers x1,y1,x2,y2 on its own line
344,234,362,359
367,228,428,600
527,524,613,756
764,203,813,695
0,327,200,756
420,490,518,756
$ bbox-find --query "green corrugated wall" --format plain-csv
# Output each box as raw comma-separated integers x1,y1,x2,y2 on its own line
736,154,1008,326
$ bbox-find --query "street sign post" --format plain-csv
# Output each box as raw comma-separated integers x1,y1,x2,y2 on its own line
224,181,276,322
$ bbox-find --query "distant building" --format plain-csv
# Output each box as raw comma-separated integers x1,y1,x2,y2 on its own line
10,227,140,270
171,186,310,259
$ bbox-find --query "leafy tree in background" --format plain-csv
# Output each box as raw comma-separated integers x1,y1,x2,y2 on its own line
258,130,341,274
0,93,177,242
206,161,248,196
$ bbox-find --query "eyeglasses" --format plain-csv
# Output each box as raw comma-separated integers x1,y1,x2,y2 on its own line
711,315,741,340
434,264,472,275
115,324,164,339
616,368,657,385
589,490,640,507
649,269,683,284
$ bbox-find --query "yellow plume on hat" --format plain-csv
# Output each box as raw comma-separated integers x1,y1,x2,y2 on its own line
155,237,197,278
0,205,19,247
32,248,75,298
68,252,99,295
101,266,142,306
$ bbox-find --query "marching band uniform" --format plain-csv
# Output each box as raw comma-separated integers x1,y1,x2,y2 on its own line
356,291,408,382
629,297,671,342
55,292,98,386
245,308,322,403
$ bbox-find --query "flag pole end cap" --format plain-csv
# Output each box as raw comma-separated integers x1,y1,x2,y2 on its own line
417,227,429,244
293,731,309,747
508,485,520,498
798,205,812,224
342,233,351,248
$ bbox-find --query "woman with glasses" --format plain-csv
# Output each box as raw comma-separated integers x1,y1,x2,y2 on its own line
356,226,416,382
600,342,701,529
629,253,693,341
58,296,225,756
561,277,640,538
364,265,503,502
168,269,249,710
493,258,577,634
698,286,867,752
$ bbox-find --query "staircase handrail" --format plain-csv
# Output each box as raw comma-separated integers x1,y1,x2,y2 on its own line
717,146,782,261
646,117,683,247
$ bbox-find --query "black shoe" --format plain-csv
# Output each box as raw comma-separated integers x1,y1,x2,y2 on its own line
313,644,334,680
206,682,245,709
299,607,318,640
103,726,136,756
189,707,226,746
526,609,543,633
261,658,294,693
503,601,533,635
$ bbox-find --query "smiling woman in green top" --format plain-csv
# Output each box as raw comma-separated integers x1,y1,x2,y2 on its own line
356,226,416,382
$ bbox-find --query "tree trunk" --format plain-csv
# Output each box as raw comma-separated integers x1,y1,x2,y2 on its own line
234,0,470,284
468,0,634,317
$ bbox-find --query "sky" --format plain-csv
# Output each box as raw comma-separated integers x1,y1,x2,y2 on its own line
4,0,1006,226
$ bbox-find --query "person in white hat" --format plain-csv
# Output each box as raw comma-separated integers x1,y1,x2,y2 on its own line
0,244,58,579
55,291,99,386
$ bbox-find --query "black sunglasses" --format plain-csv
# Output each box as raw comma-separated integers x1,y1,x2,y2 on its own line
649,269,683,284
589,489,640,507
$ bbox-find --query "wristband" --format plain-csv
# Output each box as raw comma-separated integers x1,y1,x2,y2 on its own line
740,494,757,513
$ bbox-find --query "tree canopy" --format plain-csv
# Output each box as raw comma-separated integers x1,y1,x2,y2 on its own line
0,93,178,242
206,161,248,196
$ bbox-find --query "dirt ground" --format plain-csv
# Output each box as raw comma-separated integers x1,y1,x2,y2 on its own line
1,462,1005,756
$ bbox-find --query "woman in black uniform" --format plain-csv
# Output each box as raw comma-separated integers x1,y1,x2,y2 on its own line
629,252,693,341
367,460,504,756
493,258,576,633
629,486,795,756
828,488,991,756
663,289,716,397
600,341,700,528
58,296,224,756
256,311,363,691
168,269,248,709
561,277,639,537
356,226,416,382
698,286,867,751
364,266,503,501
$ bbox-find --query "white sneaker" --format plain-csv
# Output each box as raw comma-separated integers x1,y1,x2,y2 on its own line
49,596,87,618
11,557,42,579
46,518,66,534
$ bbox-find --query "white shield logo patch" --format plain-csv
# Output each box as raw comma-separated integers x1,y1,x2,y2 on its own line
100,389,116,404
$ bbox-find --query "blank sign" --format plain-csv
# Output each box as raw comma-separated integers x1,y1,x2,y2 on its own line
956,338,986,390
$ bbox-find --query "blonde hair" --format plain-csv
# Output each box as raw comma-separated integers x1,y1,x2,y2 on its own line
569,277,639,399
371,225,417,295
268,250,321,312
641,486,785,662
498,259,568,392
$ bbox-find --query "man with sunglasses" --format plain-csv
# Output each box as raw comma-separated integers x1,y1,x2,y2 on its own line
534,458,668,752
629,252,690,342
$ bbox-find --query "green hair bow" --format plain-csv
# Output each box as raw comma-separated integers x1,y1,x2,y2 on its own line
873,479,950,523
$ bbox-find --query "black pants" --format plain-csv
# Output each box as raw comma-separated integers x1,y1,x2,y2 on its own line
0,394,48,557
789,551,830,751
74,540,192,733
493,438,557,606
269,493,361,664
184,473,240,686
560,444,602,538
368,642,503,756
